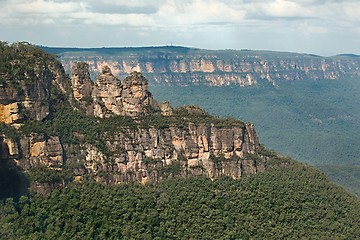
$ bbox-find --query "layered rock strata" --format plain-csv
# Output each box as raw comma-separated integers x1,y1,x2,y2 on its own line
92,66,123,117
58,47,360,86
121,71,158,117
65,123,262,184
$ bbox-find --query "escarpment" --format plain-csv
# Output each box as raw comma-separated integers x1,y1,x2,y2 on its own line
1,43,270,193
55,46,360,87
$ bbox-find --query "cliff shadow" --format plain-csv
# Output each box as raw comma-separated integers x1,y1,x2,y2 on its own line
0,167,29,201
0,137,29,201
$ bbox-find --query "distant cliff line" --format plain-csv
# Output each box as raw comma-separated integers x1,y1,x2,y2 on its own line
42,46,360,87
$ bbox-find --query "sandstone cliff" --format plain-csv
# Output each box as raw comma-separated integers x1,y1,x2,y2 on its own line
71,62,93,114
63,121,262,185
1,43,269,194
53,46,360,86
91,66,158,118
0,42,73,128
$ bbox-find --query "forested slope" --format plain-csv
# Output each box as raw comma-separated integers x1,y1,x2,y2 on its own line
1,156,359,239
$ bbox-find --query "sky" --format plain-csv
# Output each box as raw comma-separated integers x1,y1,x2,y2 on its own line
1,0,360,56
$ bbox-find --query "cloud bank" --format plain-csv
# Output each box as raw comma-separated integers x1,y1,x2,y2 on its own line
1,0,359,55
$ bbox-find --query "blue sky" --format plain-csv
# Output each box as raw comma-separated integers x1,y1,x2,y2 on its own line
1,0,360,56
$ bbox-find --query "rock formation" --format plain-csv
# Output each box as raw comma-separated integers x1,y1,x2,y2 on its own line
160,101,173,116
91,68,158,117
71,62,93,114
18,133,64,170
0,135,10,169
0,102,24,126
92,65,124,117
121,71,158,117
0,43,269,193
0,135,27,198
0,67,52,127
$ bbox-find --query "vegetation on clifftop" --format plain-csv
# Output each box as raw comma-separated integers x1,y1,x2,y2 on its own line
0,41,57,83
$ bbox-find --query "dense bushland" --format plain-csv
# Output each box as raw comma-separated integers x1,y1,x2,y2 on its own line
1,156,359,239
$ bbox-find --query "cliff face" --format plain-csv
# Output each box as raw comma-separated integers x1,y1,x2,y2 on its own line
0,67,52,127
63,122,262,184
55,47,360,86
1,43,268,193
0,43,72,128
92,65,123,117
91,66,158,118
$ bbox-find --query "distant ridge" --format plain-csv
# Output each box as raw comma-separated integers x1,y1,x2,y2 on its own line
42,45,360,86
336,53,360,58
40,44,360,58
40,45,194,55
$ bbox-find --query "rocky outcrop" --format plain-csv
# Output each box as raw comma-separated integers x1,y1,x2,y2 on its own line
91,68,158,117
0,44,73,128
160,101,173,116
2,118,263,188
0,43,269,193
56,46,360,86
121,72,158,117
0,65,52,127
0,135,28,198
1,133,64,170
18,133,64,170
71,62,93,113
92,66,123,117
0,102,24,126
0,136,10,169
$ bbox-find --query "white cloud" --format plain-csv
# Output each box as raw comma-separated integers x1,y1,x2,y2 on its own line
299,23,328,36
258,0,311,18
0,0,157,26
155,0,246,27
0,0,360,55
101,0,161,8
343,2,360,21
1,0,359,28
69,11,155,27
12,0,82,14
0,0,84,25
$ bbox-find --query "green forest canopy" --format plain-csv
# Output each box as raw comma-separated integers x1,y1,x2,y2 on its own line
1,156,359,239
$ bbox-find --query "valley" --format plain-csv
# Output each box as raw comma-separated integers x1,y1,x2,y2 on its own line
0,43,359,239
149,79,360,196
